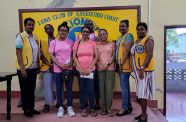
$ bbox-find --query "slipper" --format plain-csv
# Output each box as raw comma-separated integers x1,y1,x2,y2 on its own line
90,109,97,117
115,110,128,116
107,111,114,117
81,109,88,117
100,110,107,115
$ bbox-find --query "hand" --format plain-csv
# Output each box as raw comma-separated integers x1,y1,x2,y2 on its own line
103,63,109,70
85,67,92,75
21,69,27,78
138,69,144,80
64,63,71,68
49,63,53,68
59,64,66,70
80,69,86,75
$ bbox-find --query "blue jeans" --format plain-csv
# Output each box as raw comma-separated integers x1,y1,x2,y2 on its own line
54,70,73,107
77,71,95,110
120,72,132,110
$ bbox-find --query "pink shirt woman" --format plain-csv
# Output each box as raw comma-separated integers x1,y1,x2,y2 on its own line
96,29,115,116
49,38,74,73
73,26,98,116
73,39,97,72
49,22,75,117
97,42,115,71
73,26,98,75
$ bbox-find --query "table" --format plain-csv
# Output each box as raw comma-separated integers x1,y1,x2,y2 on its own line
0,72,17,120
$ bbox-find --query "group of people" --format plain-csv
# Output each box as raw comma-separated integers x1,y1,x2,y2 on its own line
15,17,154,122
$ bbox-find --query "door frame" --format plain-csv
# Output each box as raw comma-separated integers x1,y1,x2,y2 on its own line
164,25,186,115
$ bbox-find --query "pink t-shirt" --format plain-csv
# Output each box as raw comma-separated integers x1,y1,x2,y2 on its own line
97,42,115,71
49,38,74,73
73,40,97,71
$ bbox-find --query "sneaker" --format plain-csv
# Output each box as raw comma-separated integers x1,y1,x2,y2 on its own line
57,107,64,118
67,106,76,117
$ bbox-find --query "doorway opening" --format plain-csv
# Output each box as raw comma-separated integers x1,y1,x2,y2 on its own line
164,25,186,122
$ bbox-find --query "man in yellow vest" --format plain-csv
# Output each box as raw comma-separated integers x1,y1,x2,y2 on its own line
40,24,55,113
16,18,40,117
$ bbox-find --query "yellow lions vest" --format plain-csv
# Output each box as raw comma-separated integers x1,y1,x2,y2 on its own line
135,36,154,71
40,38,51,71
16,32,39,70
117,33,132,72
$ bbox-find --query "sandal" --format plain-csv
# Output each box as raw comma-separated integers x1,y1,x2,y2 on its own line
100,109,107,115
90,109,97,117
107,110,114,117
135,114,148,122
136,118,147,122
135,114,142,120
81,109,88,117
115,110,128,116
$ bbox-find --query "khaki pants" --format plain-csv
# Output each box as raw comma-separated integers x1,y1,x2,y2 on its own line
98,70,115,110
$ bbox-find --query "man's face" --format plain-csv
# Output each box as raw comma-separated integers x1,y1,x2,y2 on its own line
45,25,54,36
85,20,94,31
25,20,34,33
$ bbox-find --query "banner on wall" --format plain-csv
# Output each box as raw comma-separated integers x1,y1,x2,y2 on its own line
19,6,140,41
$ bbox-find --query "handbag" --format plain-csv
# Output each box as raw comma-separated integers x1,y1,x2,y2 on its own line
61,69,73,81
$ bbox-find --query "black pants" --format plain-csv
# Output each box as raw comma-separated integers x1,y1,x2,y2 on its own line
94,70,100,103
17,68,37,111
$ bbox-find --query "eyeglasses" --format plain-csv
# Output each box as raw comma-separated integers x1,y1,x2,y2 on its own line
59,29,68,32
82,31,90,34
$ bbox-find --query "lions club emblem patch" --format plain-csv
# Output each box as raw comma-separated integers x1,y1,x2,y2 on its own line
136,45,144,54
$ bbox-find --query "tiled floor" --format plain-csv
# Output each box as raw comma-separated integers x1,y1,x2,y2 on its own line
166,91,186,122
0,98,164,122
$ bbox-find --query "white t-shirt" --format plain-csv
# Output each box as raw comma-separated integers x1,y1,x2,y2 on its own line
16,31,39,69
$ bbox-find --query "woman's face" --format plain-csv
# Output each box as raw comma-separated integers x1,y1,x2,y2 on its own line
25,20,34,33
98,30,108,42
119,22,128,35
58,26,68,39
137,25,147,38
81,27,90,39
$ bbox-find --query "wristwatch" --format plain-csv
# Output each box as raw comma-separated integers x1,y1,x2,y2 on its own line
140,66,145,70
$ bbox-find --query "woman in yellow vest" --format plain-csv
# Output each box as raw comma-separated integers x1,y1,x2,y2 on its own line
40,24,55,113
16,18,40,117
131,22,154,122
115,20,134,116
